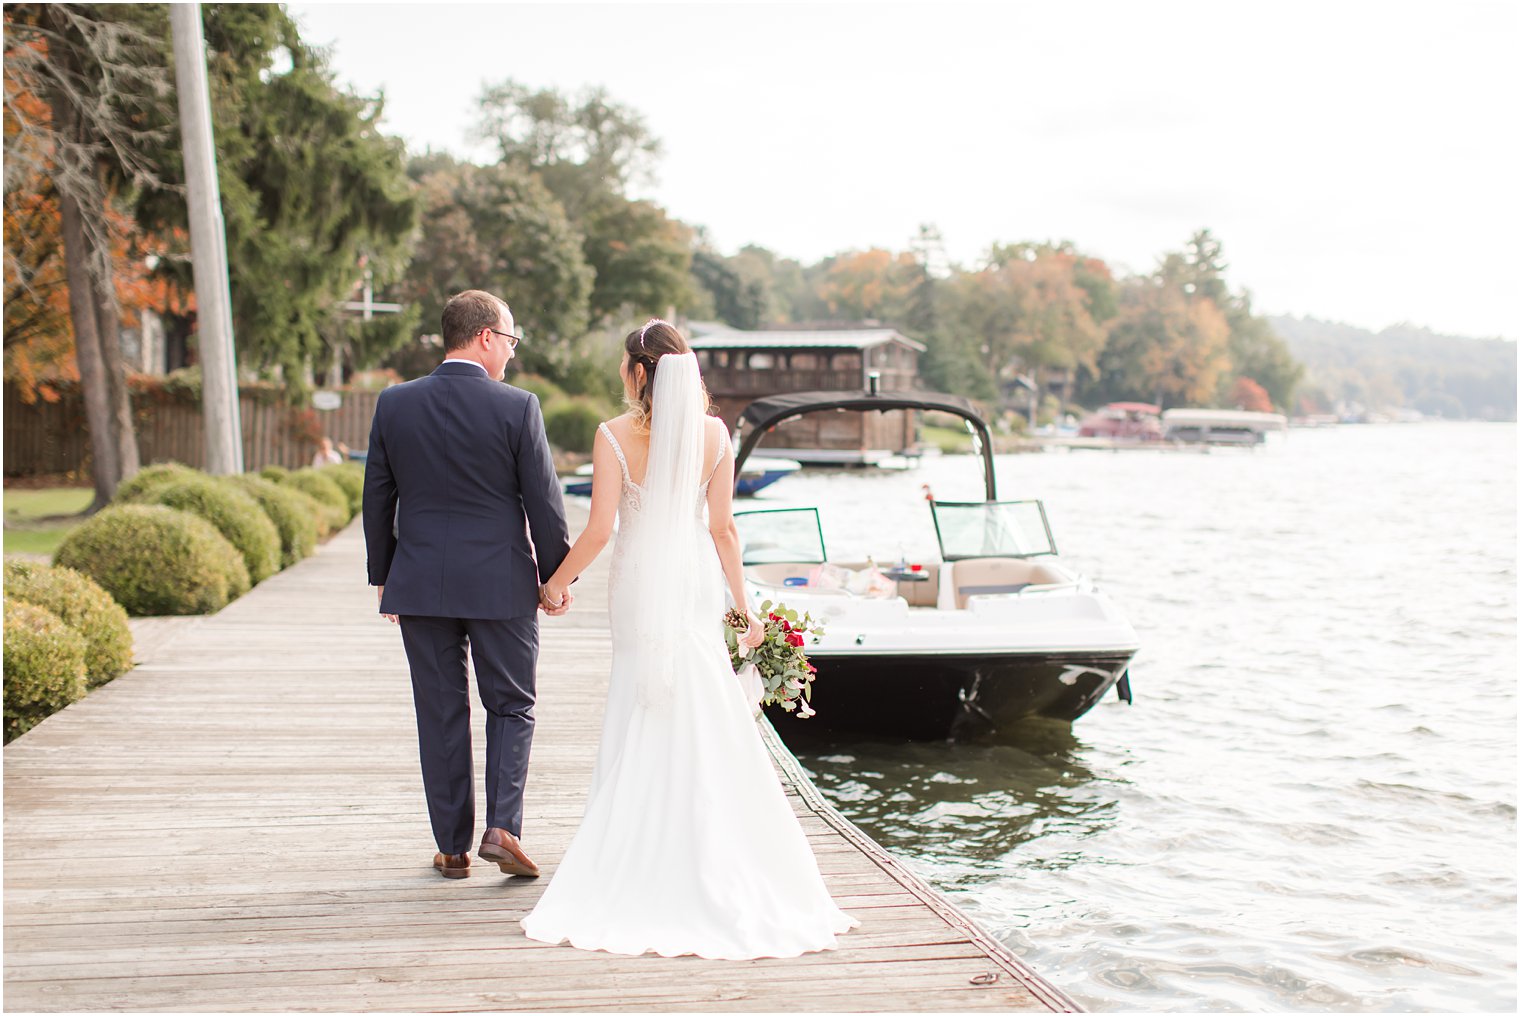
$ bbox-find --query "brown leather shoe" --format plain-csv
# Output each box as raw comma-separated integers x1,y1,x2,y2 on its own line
478,827,539,877
433,851,470,879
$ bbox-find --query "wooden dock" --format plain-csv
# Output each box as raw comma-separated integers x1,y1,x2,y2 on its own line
3,511,1077,1012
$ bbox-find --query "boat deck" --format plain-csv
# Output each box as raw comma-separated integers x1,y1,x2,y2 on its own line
3,510,1077,1012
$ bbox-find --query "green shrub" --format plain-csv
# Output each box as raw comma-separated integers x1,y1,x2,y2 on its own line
114,462,200,503
223,474,318,566
320,462,364,515
4,600,87,743
512,373,568,406
3,561,133,687
260,465,290,482
282,469,351,530
544,399,605,454
139,478,281,585
54,505,250,616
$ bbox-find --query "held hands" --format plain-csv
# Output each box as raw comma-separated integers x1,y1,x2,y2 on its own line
539,581,573,617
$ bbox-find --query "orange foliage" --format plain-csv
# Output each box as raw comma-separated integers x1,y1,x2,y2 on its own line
818,249,916,321
947,251,1107,380
1131,285,1232,407
3,79,191,403
1231,376,1273,412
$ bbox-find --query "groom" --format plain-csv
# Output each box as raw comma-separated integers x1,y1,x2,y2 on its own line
362,289,572,880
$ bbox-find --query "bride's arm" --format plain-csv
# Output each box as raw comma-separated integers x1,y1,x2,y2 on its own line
705,425,763,646
541,427,619,607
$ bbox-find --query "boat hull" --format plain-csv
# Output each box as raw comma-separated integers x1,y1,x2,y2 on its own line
765,648,1136,741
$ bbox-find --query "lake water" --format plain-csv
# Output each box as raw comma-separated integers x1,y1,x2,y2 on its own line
754,423,1516,1013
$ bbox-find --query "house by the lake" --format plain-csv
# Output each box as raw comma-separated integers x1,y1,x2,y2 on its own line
689,326,926,464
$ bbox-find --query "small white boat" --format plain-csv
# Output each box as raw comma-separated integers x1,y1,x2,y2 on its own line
732,388,1139,741
1162,408,1286,446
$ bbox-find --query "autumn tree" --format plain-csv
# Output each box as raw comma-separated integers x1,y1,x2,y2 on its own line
4,3,171,505
1096,276,1232,408
1230,376,1273,412
933,244,1109,410
1162,229,1302,409
815,248,917,322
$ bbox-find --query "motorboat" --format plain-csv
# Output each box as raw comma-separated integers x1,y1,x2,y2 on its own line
1077,401,1163,441
563,454,801,497
733,386,1139,741
1162,408,1286,446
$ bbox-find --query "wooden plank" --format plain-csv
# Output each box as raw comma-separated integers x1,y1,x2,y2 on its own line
3,510,1077,1012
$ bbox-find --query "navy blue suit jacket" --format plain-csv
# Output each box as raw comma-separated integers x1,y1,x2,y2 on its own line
362,361,571,620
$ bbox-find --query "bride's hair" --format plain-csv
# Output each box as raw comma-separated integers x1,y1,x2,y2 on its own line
623,320,712,432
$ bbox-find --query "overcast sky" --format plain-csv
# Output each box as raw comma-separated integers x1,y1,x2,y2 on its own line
288,1,1518,339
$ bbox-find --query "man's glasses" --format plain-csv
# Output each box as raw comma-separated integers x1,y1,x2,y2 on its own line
488,327,524,349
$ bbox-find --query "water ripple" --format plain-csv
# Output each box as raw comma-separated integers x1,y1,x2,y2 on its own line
779,423,1517,1013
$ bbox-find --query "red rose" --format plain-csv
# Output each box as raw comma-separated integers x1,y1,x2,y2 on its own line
785,631,804,648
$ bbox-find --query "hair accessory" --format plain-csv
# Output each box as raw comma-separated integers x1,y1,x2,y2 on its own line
637,317,668,349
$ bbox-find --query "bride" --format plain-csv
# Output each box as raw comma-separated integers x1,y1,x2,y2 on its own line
520,319,858,959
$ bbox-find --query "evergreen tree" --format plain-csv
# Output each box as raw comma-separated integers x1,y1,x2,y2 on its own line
136,4,418,388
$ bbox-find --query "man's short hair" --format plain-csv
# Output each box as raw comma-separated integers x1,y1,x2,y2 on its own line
441,290,504,351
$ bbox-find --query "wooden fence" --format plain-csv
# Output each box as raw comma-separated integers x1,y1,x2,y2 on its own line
3,383,381,477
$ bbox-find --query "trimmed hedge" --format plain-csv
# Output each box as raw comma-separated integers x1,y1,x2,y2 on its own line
4,600,87,743
113,462,199,503
513,374,569,406
3,560,132,687
54,504,250,616
260,465,290,482
223,474,318,566
136,477,281,585
281,469,351,531
320,462,364,515
545,399,604,454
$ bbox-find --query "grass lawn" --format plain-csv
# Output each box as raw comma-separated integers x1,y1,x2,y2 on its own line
920,424,975,454
3,487,93,559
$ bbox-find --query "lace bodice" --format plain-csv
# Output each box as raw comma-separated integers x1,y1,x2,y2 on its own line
597,422,725,519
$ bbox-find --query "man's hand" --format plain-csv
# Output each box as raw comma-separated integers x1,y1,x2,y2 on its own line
376,585,398,624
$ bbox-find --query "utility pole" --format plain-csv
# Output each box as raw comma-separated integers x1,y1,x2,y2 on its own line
170,4,242,474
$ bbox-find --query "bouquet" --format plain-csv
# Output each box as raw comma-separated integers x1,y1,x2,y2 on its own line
723,600,825,718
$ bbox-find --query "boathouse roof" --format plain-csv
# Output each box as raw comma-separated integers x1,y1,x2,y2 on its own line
689,327,927,353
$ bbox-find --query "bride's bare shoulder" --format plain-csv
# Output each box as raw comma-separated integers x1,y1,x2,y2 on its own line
602,412,637,436
704,414,730,454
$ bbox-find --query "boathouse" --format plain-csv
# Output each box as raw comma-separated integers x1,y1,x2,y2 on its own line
690,326,926,463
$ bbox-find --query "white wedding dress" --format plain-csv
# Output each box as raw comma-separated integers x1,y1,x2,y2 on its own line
520,356,857,960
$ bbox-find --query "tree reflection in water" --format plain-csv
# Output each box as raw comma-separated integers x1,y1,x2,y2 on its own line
781,718,1126,878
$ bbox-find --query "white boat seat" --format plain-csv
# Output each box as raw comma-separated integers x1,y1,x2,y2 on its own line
941,558,1066,610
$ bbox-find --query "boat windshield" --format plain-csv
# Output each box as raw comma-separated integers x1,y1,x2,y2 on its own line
931,500,1057,560
734,508,827,565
